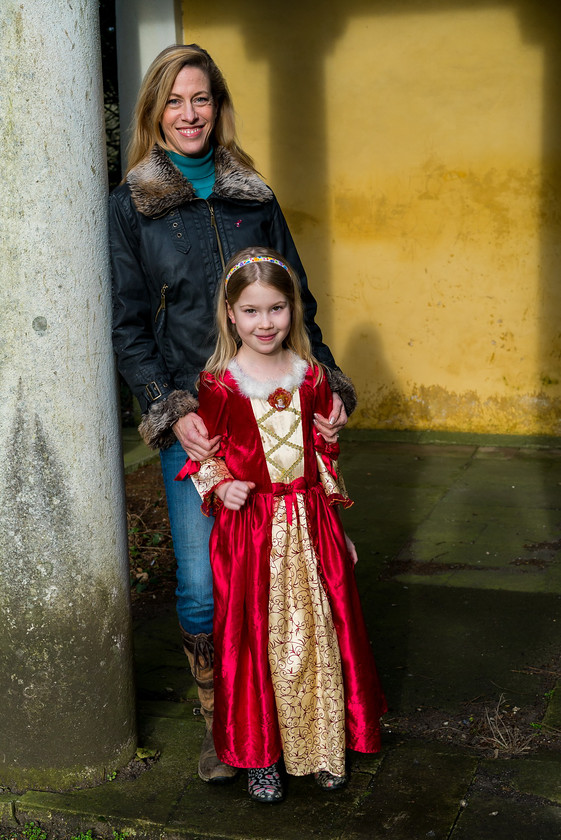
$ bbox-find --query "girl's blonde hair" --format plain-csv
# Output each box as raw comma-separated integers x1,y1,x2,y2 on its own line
124,43,255,177
205,247,322,383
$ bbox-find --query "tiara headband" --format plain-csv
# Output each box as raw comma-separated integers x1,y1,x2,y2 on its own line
225,256,289,286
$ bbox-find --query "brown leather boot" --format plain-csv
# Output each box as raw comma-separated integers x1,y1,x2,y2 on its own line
180,627,238,783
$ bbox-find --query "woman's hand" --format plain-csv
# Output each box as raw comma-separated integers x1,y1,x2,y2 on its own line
215,480,256,511
313,393,348,444
173,412,221,461
345,533,358,565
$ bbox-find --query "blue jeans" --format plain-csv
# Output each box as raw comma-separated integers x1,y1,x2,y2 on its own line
159,440,214,635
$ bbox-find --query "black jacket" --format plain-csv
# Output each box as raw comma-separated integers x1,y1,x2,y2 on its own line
109,145,355,448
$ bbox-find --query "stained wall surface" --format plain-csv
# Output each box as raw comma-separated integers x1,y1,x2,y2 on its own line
180,0,561,434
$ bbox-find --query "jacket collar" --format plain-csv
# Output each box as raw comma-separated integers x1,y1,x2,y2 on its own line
127,145,272,217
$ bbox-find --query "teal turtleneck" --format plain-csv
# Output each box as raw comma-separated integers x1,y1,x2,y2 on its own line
166,147,215,199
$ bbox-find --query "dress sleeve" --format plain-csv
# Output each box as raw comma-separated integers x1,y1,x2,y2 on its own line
188,458,233,516
312,371,353,508
174,374,234,515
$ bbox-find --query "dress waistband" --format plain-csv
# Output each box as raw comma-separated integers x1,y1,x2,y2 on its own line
270,477,319,526
271,477,309,496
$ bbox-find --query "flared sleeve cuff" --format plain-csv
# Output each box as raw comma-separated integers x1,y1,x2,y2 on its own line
315,453,353,509
176,457,233,516
138,389,199,450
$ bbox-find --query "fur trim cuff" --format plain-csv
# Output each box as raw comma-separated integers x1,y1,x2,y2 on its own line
138,389,199,450
325,368,358,416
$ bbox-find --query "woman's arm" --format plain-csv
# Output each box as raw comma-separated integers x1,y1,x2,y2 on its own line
110,189,202,449
172,412,220,461
109,189,175,413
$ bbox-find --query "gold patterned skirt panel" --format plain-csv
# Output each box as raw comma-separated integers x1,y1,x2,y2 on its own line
268,493,346,776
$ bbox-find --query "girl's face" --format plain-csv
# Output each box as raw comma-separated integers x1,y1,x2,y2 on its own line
160,65,216,158
227,280,291,359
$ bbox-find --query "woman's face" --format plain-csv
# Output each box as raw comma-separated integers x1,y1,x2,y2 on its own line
160,65,217,158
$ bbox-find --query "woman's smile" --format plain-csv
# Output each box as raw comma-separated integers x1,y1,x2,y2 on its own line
178,126,204,137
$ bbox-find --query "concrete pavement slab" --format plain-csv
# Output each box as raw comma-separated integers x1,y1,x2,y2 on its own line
15,715,200,837
340,741,477,840
452,791,561,840
122,428,158,474
133,605,196,702
0,796,17,826
500,753,561,804
369,582,561,714
167,764,373,840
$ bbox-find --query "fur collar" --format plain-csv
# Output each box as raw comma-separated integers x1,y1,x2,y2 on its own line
228,355,308,400
127,145,273,217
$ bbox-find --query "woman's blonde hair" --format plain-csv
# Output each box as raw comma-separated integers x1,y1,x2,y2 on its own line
205,247,322,383
124,44,255,176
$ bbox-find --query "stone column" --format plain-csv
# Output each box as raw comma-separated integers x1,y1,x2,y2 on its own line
0,0,136,790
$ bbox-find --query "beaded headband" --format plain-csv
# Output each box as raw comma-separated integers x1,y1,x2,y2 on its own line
225,256,289,287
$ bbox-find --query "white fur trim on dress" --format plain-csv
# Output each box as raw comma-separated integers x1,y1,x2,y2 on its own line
228,355,308,400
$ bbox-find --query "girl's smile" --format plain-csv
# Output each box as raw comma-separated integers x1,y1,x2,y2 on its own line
228,281,291,362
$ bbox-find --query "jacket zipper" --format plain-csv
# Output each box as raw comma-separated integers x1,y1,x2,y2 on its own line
154,284,168,323
207,201,226,270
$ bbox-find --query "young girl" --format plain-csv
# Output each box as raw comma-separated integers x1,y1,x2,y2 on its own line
176,247,386,803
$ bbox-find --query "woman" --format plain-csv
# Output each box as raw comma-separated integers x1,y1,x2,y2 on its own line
109,44,357,785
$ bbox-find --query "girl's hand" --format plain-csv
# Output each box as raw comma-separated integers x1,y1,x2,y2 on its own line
216,480,256,511
345,533,358,565
314,393,348,444
173,412,221,461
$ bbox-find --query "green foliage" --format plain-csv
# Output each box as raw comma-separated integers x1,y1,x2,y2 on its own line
23,824,47,840
0,825,130,840
135,746,158,760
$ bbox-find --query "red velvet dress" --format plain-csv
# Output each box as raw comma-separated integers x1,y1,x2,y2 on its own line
177,361,386,772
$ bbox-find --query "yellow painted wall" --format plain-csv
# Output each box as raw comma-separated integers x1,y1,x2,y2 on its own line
181,1,561,434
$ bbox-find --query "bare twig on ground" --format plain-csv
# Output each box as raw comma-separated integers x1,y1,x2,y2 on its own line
478,694,536,756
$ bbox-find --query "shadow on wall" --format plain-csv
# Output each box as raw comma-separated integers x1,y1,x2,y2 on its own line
195,0,561,437
340,322,401,429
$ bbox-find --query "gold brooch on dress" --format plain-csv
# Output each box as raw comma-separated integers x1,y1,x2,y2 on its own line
268,388,292,411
